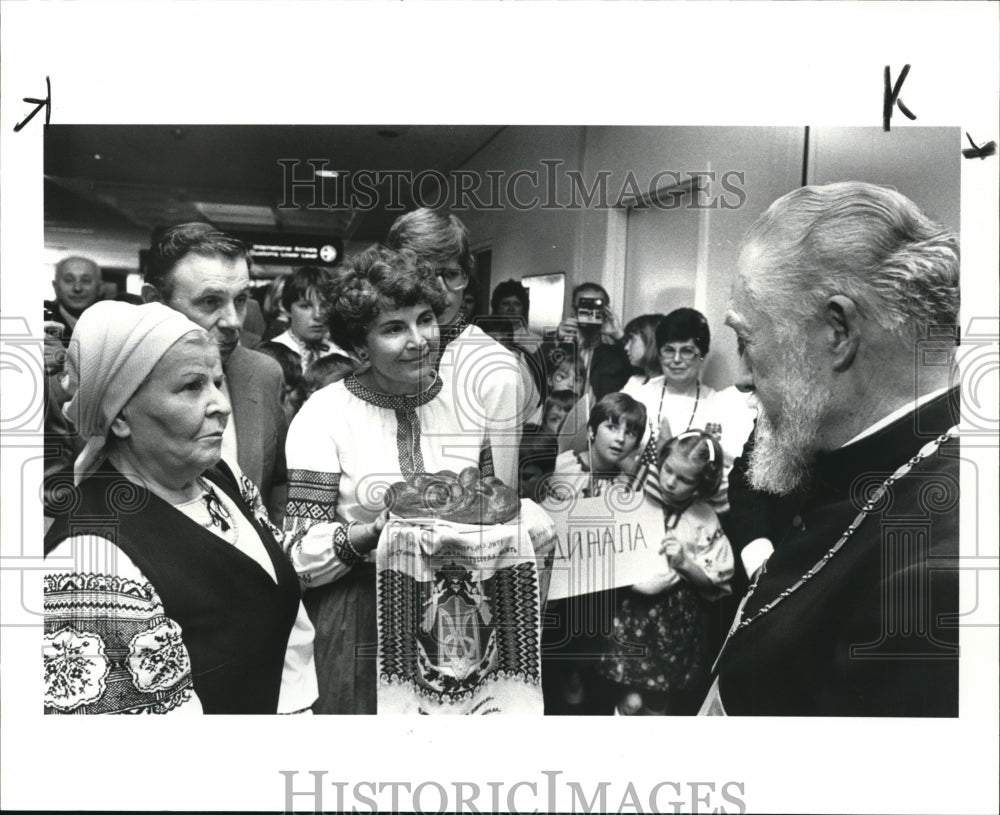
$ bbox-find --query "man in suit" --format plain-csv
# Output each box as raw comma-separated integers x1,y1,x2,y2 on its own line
43,256,104,513
142,222,288,521
45,256,103,346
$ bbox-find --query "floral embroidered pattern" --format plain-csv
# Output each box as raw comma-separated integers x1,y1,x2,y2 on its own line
128,619,191,692
44,626,110,711
238,471,284,543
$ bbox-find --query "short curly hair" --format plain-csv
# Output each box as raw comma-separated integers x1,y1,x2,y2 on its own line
322,244,446,353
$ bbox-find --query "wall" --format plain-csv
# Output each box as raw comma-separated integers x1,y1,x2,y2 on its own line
455,126,587,327
459,126,806,389
807,126,960,232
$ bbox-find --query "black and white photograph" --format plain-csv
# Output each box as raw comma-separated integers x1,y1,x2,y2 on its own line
1,3,997,814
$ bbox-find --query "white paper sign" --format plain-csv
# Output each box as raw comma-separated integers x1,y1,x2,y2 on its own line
543,488,668,600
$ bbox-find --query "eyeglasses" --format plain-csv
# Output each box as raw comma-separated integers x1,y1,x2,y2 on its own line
434,266,468,291
660,344,700,362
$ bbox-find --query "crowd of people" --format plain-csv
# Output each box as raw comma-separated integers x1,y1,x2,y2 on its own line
41,181,961,717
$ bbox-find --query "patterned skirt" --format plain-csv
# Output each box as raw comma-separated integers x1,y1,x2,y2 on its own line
595,582,710,693
302,562,378,715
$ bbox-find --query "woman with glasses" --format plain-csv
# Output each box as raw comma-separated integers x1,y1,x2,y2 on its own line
387,209,538,486
626,308,732,505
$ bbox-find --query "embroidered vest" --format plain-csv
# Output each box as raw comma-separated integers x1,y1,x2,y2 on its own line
45,460,300,714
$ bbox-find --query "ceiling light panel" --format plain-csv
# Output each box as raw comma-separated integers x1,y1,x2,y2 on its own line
193,202,276,226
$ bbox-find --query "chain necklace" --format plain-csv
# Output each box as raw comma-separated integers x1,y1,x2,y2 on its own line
713,426,958,670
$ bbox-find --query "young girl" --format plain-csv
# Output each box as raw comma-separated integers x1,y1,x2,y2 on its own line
597,430,734,715
549,392,647,498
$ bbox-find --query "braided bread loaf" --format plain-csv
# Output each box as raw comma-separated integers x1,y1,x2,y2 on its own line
385,466,520,525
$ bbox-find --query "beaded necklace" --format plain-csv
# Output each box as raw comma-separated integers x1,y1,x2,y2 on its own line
713,426,958,671
652,379,701,442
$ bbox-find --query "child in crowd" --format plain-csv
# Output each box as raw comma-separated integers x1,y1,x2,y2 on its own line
257,341,305,423
539,389,577,435
596,430,733,715
548,392,646,499
547,345,587,397
541,392,646,714
303,352,356,398
518,427,559,504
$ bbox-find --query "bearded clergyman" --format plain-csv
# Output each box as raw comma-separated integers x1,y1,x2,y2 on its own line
705,181,960,717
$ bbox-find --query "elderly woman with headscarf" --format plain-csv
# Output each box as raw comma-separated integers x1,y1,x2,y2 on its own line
43,302,317,715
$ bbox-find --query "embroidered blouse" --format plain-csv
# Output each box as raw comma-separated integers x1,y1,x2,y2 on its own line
270,329,352,374
43,464,317,715
629,499,734,598
283,373,488,588
548,449,635,499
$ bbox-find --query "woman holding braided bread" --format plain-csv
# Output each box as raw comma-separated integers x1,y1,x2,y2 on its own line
283,245,501,714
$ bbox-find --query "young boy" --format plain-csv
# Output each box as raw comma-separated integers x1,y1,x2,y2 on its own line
549,392,646,498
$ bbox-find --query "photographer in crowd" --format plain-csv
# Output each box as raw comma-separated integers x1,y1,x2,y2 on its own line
556,282,631,402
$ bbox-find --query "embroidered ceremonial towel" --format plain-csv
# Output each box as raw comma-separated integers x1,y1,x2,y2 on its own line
376,499,555,714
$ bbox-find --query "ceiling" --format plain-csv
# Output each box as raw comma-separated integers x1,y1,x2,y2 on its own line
44,125,506,245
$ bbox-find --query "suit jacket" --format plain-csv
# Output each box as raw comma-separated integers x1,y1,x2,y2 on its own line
43,299,76,348
225,344,288,521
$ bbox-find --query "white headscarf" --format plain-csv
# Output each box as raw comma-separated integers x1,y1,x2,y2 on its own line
64,301,207,484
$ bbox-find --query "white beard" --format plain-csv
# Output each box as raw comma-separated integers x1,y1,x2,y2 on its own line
747,358,828,495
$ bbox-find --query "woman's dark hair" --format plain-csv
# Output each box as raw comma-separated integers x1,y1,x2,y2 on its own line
588,392,647,440
623,313,665,375
657,430,724,498
490,279,530,318
282,266,333,312
322,244,446,353
655,307,711,357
